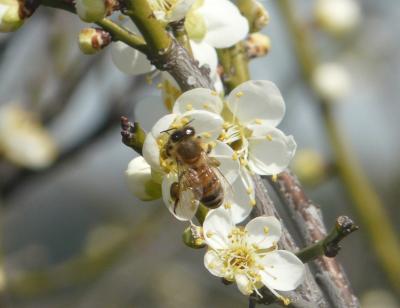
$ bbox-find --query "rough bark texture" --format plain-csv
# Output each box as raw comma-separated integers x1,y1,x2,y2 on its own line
151,38,213,91
268,171,360,308
252,175,329,308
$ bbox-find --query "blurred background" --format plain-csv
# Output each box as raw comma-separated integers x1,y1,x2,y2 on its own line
0,0,399,307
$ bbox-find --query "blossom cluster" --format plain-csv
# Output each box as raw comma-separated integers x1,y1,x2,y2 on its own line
119,0,305,301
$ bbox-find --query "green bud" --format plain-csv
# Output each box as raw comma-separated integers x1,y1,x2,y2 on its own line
78,28,111,54
185,11,206,41
75,0,106,23
0,0,23,32
182,225,206,249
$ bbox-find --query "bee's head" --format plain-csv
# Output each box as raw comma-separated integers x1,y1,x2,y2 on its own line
170,126,195,143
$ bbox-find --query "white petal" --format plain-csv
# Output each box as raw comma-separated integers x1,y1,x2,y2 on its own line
225,169,254,224
173,87,223,114
235,273,252,295
162,173,199,221
150,113,177,138
198,0,249,48
204,249,225,277
190,40,218,78
258,250,305,291
167,0,196,22
203,207,234,249
227,80,286,127
209,141,240,185
247,126,297,175
111,41,154,75
125,156,161,201
142,133,161,171
245,216,281,249
181,110,223,141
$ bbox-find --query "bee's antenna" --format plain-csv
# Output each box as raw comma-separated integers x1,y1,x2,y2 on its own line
160,127,175,134
184,119,195,127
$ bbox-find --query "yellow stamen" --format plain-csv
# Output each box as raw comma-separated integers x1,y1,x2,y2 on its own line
250,199,256,207
266,134,273,141
185,104,193,111
157,83,163,89
263,226,269,234
255,119,263,124
271,174,278,182
206,231,214,237
232,152,238,161
211,91,218,96
236,91,244,98
224,202,232,209
202,132,212,138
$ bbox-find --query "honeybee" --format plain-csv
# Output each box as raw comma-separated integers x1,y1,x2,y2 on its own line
164,125,226,214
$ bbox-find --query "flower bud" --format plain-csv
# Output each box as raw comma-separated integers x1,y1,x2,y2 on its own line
245,33,271,59
182,225,206,249
314,0,361,36
292,149,326,186
125,156,162,201
0,0,23,32
78,28,111,54
75,0,107,23
251,1,269,32
312,63,351,102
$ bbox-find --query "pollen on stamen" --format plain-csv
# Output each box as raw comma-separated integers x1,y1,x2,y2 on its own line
157,83,163,89
250,199,257,207
263,226,269,234
202,132,212,139
145,74,153,85
266,134,273,141
271,174,278,182
211,91,218,96
232,152,239,161
180,117,190,125
206,231,214,237
236,91,244,98
246,187,253,195
224,202,232,209
223,122,231,130
203,103,210,110
255,119,263,125
185,104,193,111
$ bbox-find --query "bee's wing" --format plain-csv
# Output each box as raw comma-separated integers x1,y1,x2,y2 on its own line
170,166,203,221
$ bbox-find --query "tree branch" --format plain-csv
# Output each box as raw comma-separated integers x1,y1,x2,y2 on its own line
268,172,360,308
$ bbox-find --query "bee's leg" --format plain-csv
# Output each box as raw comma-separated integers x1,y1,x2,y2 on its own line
208,157,221,167
170,182,180,213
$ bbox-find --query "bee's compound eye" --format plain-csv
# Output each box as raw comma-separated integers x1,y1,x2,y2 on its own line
185,126,195,136
171,131,182,142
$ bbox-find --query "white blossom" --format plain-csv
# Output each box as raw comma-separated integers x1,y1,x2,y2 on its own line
203,208,305,298
0,105,58,169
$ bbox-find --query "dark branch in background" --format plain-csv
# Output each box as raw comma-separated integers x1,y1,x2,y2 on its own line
0,78,144,200
268,171,360,308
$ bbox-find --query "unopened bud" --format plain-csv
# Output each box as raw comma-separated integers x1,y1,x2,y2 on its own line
75,0,113,22
182,225,206,249
251,1,269,32
314,0,361,36
245,33,271,59
292,149,326,186
312,62,351,102
78,28,111,54
0,0,23,32
238,0,269,33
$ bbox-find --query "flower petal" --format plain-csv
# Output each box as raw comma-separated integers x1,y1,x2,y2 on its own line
173,88,223,115
209,141,240,185
150,113,177,138
125,156,161,201
111,41,154,75
227,80,286,127
204,249,225,277
247,126,297,175
142,133,162,171
225,169,255,224
198,0,249,48
191,40,218,77
181,110,223,141
203,207,234,249
258,250,305,291
235,273,252,295
245,216,281,249
162,173,199,221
